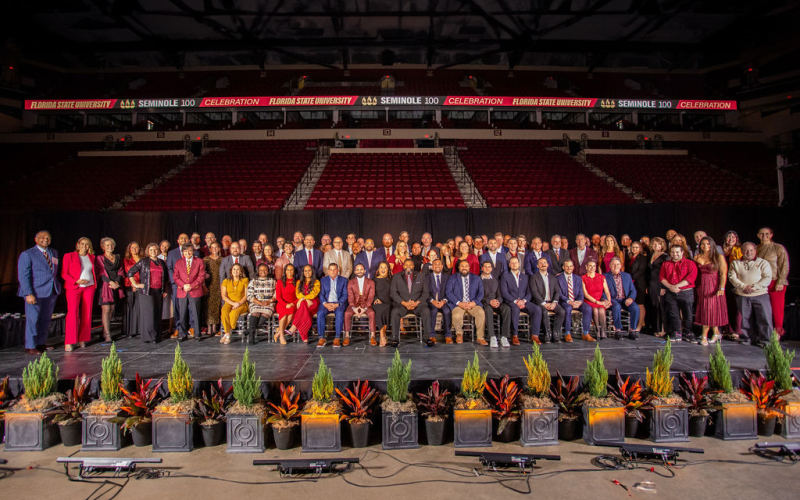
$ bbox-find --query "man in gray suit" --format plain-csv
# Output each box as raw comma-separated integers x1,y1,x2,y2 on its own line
219,241,255,281
323,236,353,279
547,234,569,275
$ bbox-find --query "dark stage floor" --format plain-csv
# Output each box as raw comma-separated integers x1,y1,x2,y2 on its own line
2,323,795,398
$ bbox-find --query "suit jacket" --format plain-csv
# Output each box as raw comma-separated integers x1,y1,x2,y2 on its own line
167,247,203,289
294,247,324,278
427,272,451,305
319,275,349,306
219,254,256,281
524,251,551,276
569,247,599,275
323,249,353,279
530,272,561,304
274,254,295,281
480,276,502,306
500,272,531,304
354,250,385,280
390,271,429,306
446,272,484,305
18,246,61,298
603,272,637,301
557,273,586,306
380,246,395,261
61,252,98,291
547,247,569,275
347,277,375,309
479,251,507,279
174,257,206,299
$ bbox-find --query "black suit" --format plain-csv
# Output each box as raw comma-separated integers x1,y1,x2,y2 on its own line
390,271,431,341
481,275,511,339
529,272,566,340
547,248,569,275
427,272,452,337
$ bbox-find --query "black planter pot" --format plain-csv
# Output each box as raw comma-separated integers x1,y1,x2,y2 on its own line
453,409,493,448
625,415,640,439
715,401,757,440
520,407,558,447
688,415,708,437
301,414,342,452
382,411,419,449
59,421,83,447
494,418,520,443
757,414,777,436
152,411,194,452
349,421,371,448
4,412,60,451
583,406,625,445
227,413,267,453
558,417,580,441
131,422,152,447
201,422,225,447
424,418,447,446
273,424,299,450
82,412,126,451
649,404,689,443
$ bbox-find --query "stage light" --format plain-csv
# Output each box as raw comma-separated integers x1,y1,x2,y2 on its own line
8,66,13,70
253,458,359,477
596,442,704,464
788,95,793,99
468,75,473,79
196,136,201,140
120,138,125,141
455,451,560,474
754,441,800,460
57,457,162,480
747,68,753,72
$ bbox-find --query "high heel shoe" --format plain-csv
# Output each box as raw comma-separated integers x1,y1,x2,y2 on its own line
222,334,231,345
78,341,85,348
273,331,282,343
700,336,709,346
709,333,722,344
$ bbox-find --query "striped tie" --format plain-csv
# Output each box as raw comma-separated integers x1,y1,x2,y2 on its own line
186,259,191,274
43,250,52,270
567,275,574,301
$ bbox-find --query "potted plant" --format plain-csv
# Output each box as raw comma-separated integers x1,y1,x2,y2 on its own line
116,373,163,447
267,383,302,450
485,375,521,442
302,356,342,452
0,375,18,444
609,369,651,439
152,344,196,452
708,343,757,440
453,352,491,448
83,343,127,451
680,373,710,437
582,346,624,445
645,342,688,442
52,374,92,446
5,352,63,451
764,331,800,438
195,378,232,447
337,380,379,448
549,371,581,441
381,349,418,449
417,381,450,446
519,346,558,446
740,370,791,436
227,347,267,453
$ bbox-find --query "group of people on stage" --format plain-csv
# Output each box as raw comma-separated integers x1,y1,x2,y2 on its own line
17,226,789,354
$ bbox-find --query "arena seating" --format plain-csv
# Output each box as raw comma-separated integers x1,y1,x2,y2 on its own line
125,140,317,211
586,154,776,205
458,140,636,207
688,143,779,188
305,153,466,209
0,143,86,182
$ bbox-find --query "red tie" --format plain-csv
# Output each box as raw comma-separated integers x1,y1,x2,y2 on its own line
308,250,313,266
567,275,574,301
387,248,391,259
234,257,239,264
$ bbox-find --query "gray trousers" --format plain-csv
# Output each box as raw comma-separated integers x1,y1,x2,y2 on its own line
735,294,773,343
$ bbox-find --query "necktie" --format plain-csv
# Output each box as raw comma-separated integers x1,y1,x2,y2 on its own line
186,259,191,274
407,274,413,294
387,248,391,259
462,276,469,302
567,275,574,300
435,275,440,297
308,250,313,266
556,249,560,259
43,250,52,270
337,251,343,271
234,257,239,264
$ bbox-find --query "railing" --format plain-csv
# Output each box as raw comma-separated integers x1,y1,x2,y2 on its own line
443,145,485,207
285,144,330,209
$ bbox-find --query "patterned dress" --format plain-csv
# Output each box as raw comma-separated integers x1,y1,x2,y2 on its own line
247,277,276,315
695,263,728,327
203,256,222,324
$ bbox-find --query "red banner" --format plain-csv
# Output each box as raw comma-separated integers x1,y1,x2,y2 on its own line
443,96,598,107
199,96,360,107
676,100,737,110
24,99,117,110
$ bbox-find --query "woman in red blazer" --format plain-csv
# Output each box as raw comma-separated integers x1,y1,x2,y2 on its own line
62,237,98,351
451,241,480,275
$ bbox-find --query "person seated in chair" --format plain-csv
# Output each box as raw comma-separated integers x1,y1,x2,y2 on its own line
344,263,376,345
558,259,595,342
390,259,431,347
316,263,349,348
426,259,453,343
500,256,542,345
529,258,566,342
446,260,486,345
604,257,640,340
480,261,512,348
245,263,276,344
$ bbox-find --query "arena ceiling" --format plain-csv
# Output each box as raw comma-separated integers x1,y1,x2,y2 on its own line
3,0,800,72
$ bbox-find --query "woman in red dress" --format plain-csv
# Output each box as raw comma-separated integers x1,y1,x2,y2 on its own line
285,265,320,342
601,235,625,273
451,241,480,275
275,264,297,343
582,260,613,340
693,237,728,346
386,241,411,275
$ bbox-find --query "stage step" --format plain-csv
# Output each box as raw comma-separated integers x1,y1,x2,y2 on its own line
283,145,330,210
444,146,487,209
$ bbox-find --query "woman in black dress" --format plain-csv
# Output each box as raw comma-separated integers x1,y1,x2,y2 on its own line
97,237,124,342
372,262,393,347
128,243,169,343
627,241,648,333
646,237,669,336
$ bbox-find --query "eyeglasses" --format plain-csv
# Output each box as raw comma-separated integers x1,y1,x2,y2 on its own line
757,232,771,236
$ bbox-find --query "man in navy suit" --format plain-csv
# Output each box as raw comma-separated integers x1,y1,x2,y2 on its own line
317,263,349,348
604,257,640,340
524,237,551,276
480,238,506,279
547,235,569,275
18,230,62,355
390,259,430,347
558,259,595,342
447,260,486,345
500,256,542,345
294,233,325,278
354,238,384,279
426,259,453,342
529,257,566,342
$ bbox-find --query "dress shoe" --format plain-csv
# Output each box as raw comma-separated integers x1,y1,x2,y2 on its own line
582,333,596,342
333,338,341,349
36,345,53,352
343,337,350,347
370,335,377,346
317,338,327,347
445,337,453,344
455,334,463,344
629,331,639,341
429,337,437,344
25,348,41,356
510,336,521,346
476,338,489,346
171,330,179,339
563,334,574,343
391,340,400,348
532,336,542,345
540,334,549,343
551,334,561,343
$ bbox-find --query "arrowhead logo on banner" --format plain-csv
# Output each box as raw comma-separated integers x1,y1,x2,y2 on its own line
600,99,616,109
360,96,377,106
120,99,136,109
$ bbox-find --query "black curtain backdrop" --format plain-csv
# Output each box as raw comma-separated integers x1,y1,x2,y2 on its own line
1,205,794,310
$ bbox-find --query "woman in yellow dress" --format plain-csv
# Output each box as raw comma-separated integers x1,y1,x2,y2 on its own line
220,263,249,344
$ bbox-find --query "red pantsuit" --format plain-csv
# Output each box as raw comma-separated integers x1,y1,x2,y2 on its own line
292,280,320,341
62,252,98,345
767,280,786,335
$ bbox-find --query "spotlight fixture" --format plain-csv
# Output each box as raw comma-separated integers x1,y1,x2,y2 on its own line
455,451,560,473
56,458,163,480
754,441,800,461
253,458,359,477
596,443,704,464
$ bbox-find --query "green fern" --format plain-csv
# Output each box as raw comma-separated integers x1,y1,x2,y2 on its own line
765,331,796,391
22,352,59,400
311,356,334,403
647,342,674,398
460,352,488,400
584,345,608,398
708,343,733,393
167,344,193,402
233,347,262,407
523,343,550,397
387,349,412,403
100,342,123,401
